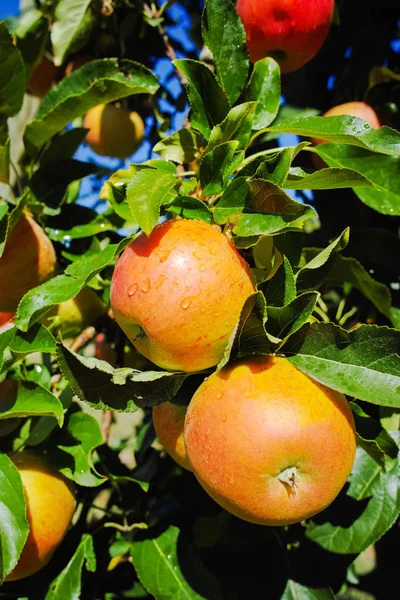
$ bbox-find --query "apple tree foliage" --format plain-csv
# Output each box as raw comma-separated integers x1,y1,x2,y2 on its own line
0,0,399,598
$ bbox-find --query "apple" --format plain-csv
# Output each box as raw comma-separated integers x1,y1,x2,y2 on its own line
44,287,106,338
236,0,334,72
110,219,255,372
0,214,56,313
153,402,192,470
27,56,59,98
83,104,145,159
5,452,76,581
184,355,356,526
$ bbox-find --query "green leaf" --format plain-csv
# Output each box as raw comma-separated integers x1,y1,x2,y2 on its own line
14,9,48,79
173,59,230,140
267,116,400,156
245,58,281,130
153,129,203,164
285,167,373,190
0,21,25,117
314,144,400,215
0,197,26,258
24,59,159,156
0,118,10,183
131,525,222,600
57,412,106,487
51,0,94,66
56,343,187,411
0,380,64,426
281,580,335,600
15,244,121,331
126,169,177,236
46,213,113,241
225,292,273,365
259,255,297,307
39,128,88,167
166,196,212,224
351,402,398,469
306,448,400,554
283,322,400,407
214,178,316,237
0,324,56,373
266,292,319,342
202,0,248,105
0,453,29,581
199,141,238,195
45,534,96,600
296,229,349,291
30,159,107,209
327,254,392,320
205,102,257,154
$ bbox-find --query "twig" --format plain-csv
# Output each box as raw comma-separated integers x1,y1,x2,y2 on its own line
101,409,113,444
70,326,97,353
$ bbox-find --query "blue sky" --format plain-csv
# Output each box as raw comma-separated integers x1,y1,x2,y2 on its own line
0,0,19,20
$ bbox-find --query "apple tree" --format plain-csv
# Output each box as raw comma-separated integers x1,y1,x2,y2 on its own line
0,0,399,598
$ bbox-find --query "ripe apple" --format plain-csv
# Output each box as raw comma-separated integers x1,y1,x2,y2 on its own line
312,101,380,168
153,402,192,470
5,452,76,581
0,214,56,313
110,219,255,372
236,0,334,72
44,287,106,338
28,56,59,98
184,355,356,526
83,104,145,159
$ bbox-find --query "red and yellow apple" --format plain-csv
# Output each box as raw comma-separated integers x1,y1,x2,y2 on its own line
110,219,255,372
236,0,334,72
6,452,76,581
83,104,145,159
153,402,192,470
0,214,56,313
27,56,59,98
184,355,356,526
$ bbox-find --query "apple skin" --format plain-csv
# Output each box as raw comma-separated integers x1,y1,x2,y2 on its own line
236,0,334,72
28,56,59,98
184,355,356,526
153,402,192,471
83,104,145,159
312,101,380,168
5,452,76,582
110,219,255,373
0,214,56,313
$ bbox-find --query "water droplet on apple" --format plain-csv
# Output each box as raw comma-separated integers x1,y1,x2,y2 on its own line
158,248,171,262
222,414,227,422
192,251,202,260
128,284,138,297
216,392,223,399
199,264,205,272
141,278,150,293
180,297,192,309
154,274,167,289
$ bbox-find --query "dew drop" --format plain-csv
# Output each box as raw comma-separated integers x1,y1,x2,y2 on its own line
209,246,217,255
180,297,193,310
199,264,205,272
216,392,223,400
222,414,227,422
154,274,167,289
173,281,179,288
128,283,138,297
193,251,202,260
141,278,150,293
158,248,171,262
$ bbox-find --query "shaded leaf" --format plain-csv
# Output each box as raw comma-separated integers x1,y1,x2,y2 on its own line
200,141,238,195
259,255,296,307
0,380,63,426
153,129,203,164
266,292,319,342
0,22,25,117
281,580,335,600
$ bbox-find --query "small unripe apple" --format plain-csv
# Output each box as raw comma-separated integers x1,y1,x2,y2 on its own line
110,219,255,372
0,214,56,313
184,355,356,526
153,402,192,470
236,0,334,72
83,104,145,159
44,287,106,338
5,452,76,581
312,101,380,168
